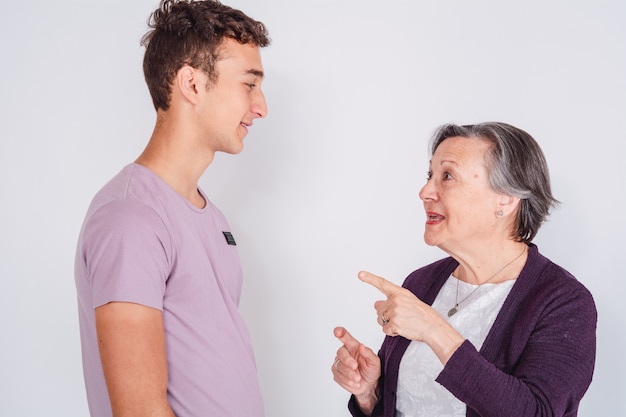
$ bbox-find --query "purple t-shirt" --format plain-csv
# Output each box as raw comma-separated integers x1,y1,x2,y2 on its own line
75,163,264,417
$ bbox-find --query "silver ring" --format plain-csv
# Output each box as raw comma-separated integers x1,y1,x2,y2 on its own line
334,358,341,369
381,312,389,326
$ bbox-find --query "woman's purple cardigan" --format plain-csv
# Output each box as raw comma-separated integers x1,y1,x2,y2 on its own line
348,244,597,417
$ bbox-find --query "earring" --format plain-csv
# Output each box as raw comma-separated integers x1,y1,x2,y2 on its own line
497,210,503,217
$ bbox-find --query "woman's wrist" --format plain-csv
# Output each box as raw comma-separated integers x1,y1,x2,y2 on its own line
426,320,466,365
354,383,379,416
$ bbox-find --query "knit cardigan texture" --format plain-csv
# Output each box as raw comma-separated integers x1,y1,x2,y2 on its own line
348,244,596,417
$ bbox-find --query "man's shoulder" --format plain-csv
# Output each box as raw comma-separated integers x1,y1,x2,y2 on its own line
81,165,171,240
90,163,156,204
88,164,183,219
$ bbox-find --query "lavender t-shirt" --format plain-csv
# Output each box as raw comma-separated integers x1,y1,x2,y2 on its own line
75,163,264,417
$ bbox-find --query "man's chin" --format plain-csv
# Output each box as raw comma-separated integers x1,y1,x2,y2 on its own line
219,143,245,155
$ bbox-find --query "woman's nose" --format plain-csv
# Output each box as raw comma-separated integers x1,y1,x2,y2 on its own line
418,180,436,201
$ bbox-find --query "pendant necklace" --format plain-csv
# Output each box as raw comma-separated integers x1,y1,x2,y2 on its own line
447,246,527,317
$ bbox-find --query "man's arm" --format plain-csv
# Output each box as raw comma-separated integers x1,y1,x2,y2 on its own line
96,302,176,417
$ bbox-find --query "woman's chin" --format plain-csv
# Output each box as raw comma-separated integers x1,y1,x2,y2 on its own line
423,233,439,247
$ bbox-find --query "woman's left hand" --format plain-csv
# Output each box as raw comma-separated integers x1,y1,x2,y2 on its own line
358,270,465,364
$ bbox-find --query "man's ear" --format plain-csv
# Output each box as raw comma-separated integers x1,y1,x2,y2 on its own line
174,65,201,105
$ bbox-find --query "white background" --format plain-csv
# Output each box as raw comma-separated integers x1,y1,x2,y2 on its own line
1,1,624,415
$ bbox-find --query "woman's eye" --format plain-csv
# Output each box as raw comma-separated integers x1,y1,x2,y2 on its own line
443,171,453,180
426,171,432,180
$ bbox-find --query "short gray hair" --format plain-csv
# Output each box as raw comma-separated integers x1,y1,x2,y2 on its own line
429,122,559,243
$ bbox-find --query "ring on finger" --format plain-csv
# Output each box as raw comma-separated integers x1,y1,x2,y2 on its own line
381,312,389,326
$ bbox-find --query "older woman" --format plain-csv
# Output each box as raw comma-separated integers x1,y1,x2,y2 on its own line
332,122,596,417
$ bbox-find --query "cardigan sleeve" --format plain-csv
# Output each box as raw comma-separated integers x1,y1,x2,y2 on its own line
436,279,597,417
348,395,384,417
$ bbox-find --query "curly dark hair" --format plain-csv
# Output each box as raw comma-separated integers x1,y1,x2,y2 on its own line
429,122,560,244
141,0,270,111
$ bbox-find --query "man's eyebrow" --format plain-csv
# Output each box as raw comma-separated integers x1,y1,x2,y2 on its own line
246,69,264,78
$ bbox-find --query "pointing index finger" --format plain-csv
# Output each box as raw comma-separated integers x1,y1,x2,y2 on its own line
358,271,400,297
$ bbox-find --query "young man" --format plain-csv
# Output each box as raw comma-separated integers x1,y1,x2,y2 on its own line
74,1,270,416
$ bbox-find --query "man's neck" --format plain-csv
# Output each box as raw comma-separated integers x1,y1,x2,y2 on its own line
135,112,214,209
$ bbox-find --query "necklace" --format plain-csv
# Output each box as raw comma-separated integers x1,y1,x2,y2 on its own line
447,246,527,317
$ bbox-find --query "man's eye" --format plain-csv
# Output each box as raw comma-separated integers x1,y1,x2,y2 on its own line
246,83,256,89
426,171,432,180
443,172,453,180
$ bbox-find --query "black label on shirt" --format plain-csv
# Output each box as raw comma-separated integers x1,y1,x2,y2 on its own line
222,231,237,246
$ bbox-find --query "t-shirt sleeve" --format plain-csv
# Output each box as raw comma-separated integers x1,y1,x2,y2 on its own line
80,198,171,311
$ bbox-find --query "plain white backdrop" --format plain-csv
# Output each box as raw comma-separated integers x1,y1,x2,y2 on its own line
1,1,624,415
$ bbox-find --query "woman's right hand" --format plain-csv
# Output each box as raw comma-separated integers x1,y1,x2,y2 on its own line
332,326,381,414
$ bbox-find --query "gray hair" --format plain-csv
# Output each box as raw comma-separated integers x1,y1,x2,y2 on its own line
429,122,559,243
